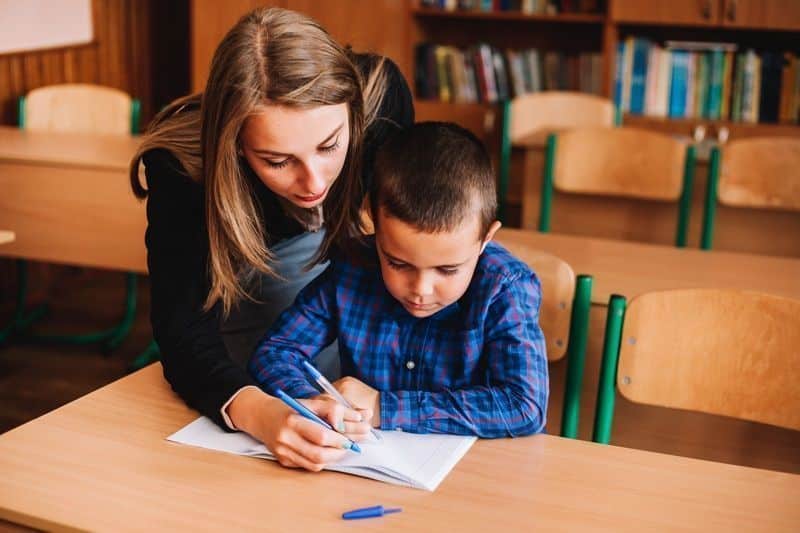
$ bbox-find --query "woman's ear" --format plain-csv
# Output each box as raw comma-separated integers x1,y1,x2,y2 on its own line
480,220,502,253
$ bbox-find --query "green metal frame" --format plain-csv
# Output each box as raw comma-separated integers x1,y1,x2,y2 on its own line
129,339,161,372
1,95,141,352
675,145,696,248
592,294,627,444
560,274,593,439
498,100,512,225
700,146,721,250
538,133,557,232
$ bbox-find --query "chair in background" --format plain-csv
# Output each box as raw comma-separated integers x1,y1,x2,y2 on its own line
592,289,800,444
539,127,696,247
701,137,800,250
496,231,593,438
499,91,616,223
0,84,141,352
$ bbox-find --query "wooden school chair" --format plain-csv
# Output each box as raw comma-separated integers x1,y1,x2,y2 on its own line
539,127,696,247
592,289,800,444
1,84,141,351
701,137,800,250
506,244,593,439
498,91,616,222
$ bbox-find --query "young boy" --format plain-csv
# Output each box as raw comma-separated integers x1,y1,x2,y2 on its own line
248,122,548,438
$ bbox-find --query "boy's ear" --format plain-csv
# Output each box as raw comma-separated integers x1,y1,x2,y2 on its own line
480,220,502,253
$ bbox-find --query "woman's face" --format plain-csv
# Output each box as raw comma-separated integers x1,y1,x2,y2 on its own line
239,103,350,208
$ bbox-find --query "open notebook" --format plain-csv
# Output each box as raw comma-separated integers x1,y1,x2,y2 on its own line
168,417,476,491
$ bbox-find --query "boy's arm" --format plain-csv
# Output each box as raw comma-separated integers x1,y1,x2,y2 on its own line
247,264,340,399
379,273,549,438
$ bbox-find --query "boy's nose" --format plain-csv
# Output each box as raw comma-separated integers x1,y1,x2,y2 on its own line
411,273,434,297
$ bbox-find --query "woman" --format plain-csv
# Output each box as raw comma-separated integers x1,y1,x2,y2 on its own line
129,7,413,471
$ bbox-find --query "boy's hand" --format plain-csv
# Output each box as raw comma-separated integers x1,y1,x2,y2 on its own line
310,394,373,442
333,376,381,428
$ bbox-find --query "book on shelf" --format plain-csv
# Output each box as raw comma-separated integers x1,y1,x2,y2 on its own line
615,38,800,125
416,42,602,103
418,0,601,14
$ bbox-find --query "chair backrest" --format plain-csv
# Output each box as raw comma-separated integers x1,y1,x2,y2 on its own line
719,137,800,211
414,100,495,145
22,84,135,134
509,91,615,143
552,126,689,201
617,289,800,431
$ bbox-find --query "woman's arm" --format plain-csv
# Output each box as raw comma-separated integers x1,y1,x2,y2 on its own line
143,149,256,429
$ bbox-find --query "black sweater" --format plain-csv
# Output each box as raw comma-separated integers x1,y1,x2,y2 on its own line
142,58,414,428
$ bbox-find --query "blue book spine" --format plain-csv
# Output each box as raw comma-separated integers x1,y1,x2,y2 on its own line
629,39,650,115
613,41,625,111
706,50,724,120
669,51,689,119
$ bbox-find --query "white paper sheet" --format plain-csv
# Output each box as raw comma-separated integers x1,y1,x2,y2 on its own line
167,417,476,491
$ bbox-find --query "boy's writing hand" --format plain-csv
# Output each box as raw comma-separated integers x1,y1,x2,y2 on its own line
333,376,381,429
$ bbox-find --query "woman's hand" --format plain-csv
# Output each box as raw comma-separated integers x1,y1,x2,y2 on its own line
227,387,362,471
333,376,381,428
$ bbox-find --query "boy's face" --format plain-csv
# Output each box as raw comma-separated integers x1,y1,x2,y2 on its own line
375,208,501,319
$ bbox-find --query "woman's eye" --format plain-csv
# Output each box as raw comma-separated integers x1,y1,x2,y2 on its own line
319,139,340,153
264,158,290,169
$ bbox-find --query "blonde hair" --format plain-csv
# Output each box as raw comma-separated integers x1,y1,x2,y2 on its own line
130,8,387,317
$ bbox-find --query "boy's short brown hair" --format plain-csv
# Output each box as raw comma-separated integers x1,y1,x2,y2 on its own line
370,121,497,238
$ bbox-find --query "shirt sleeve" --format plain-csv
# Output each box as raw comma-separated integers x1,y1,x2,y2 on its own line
247,263,341,399
379,273,549,438
143,149,256,430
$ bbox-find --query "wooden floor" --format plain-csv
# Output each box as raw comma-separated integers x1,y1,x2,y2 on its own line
1,265,799,476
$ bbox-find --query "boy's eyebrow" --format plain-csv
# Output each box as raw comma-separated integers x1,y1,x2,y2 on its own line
382,250,468,269
251,124,344,156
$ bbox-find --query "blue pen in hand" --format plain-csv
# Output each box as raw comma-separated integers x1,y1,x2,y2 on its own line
274,389,361,454
302,360,382,441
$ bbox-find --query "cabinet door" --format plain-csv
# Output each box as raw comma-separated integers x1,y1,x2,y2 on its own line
611,0,719,26
721,0,800,30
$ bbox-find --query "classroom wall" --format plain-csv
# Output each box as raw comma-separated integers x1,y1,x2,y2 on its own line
0,0,190,128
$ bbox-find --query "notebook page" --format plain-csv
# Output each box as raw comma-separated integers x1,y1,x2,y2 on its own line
167,417,475,491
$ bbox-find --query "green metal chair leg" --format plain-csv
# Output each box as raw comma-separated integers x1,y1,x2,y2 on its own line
560,274,594,439
539,133,556,233
0,260,48,344
701,146,721,251
675,145,696,248
498,100,512,225
129,339,160,372
592,294,627,445
26,272,138,353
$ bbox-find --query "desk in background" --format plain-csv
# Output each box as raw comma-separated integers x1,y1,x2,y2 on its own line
497,228,800,305
0,363,797,531
0,125,145,272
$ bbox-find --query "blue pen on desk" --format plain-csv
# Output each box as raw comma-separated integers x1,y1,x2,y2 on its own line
274,389,361,454
302,360,382,441
342,505,402,520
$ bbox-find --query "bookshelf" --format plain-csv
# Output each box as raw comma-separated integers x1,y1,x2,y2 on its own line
410,0,800,141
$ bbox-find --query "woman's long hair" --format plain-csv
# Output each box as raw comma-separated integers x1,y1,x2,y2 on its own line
130,7,387,317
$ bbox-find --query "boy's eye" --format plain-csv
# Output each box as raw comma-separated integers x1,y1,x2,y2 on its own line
437,267,459,276
387,260,408,271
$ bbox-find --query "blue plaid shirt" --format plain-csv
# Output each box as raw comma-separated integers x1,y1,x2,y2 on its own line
248,240,548,438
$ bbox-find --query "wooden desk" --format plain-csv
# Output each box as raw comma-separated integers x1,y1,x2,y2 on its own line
497,228,800,305
509,133,800,258
0,231,14,245
0,364,797,531
0,126,146,273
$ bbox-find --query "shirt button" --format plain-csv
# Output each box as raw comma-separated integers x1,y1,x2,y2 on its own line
406,361,415,370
